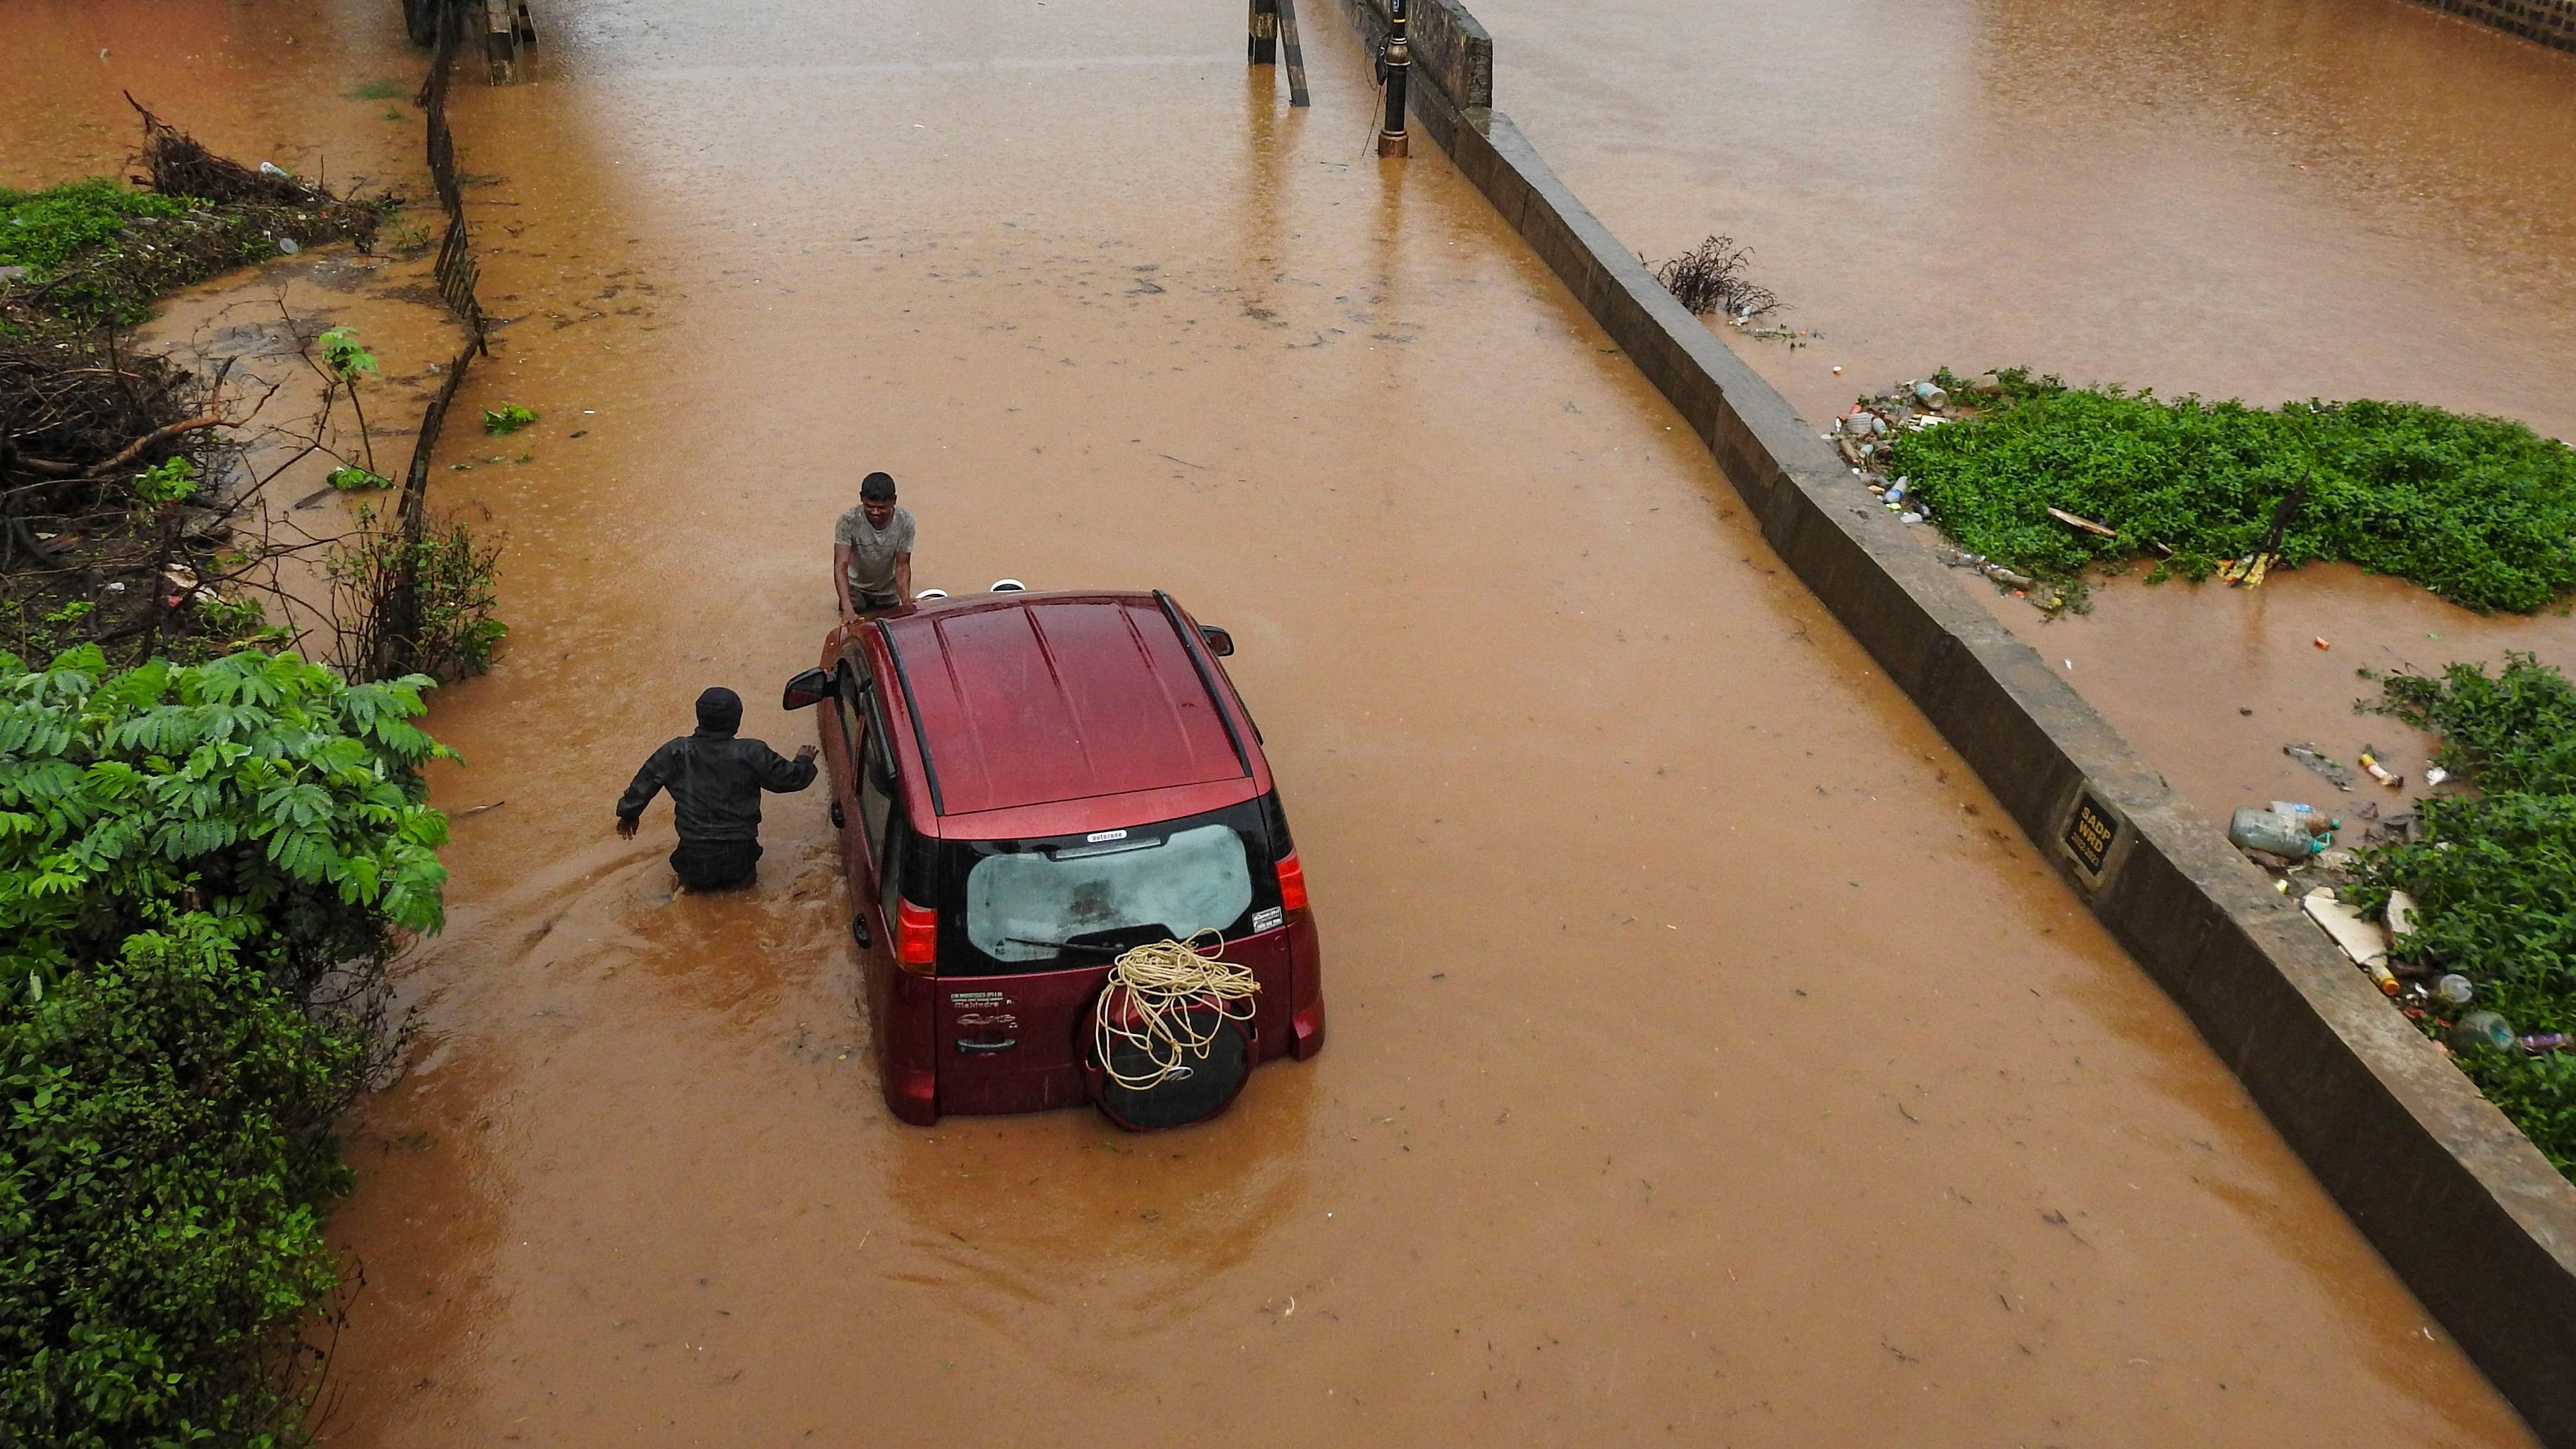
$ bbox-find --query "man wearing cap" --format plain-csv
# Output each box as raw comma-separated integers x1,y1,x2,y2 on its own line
834,471,915,619
615,687,819,891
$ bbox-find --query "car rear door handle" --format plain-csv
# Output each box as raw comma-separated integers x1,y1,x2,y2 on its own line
955,1038,1017,1054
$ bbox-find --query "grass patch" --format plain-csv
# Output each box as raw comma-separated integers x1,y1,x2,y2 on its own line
346,77,407,101
1883,368,2576,613
0,179,186,279
2352,654,2576,1175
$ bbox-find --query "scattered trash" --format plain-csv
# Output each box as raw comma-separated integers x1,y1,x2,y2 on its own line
2435,974,2475,1005
2451,1011,2573,1057
2386,889,2420,943
2270,800,2336,837
2302,888,2395,992
1913,379,1948,411
1831,366,1844,375
2045,506,2116,538
2359,749,2405,789
2424,766,2450,787
2232,806,2325,858
2285,744,2357,791
277,236,299,254
2453,1011,2517,1056
258,161,293,179
2313,637,2330,650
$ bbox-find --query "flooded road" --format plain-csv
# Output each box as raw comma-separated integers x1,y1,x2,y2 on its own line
7,0,2542,1443
1467,0,2576,853
1468,0,2576,442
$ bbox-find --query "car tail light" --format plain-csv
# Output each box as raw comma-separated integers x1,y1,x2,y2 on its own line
1275,853,1308,913
896,899,938,975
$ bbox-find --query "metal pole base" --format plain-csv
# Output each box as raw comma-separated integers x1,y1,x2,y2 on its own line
1377,131,1409,158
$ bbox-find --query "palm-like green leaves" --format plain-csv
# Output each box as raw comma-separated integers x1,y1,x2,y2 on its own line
0,647,454,989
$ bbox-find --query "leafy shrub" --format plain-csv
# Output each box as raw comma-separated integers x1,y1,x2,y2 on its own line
0,180,187,280
1884,368,2576,613
325,510,506,684
0,647,451,1446
2352,654,2576,1173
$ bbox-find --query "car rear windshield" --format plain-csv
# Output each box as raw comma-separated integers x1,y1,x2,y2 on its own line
939,798,1280,976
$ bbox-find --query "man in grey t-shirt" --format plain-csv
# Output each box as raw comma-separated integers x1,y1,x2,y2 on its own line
833,471,915,618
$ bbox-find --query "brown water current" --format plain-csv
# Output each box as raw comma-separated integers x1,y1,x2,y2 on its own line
3,0,2546,1443
1468,0,2576,840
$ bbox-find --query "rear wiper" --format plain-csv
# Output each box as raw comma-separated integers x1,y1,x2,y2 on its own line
1004,936,1124,954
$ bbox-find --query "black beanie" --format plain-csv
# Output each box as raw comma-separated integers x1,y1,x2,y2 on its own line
694,687,742,735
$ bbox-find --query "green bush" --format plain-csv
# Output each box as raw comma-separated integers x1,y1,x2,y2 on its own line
2352,654,2576,1174
0,647,451,1446
1884,369,2576,613
0,180,187,280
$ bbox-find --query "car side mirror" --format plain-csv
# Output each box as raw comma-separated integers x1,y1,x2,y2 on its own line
1196,624,1235,657
781,667,833,710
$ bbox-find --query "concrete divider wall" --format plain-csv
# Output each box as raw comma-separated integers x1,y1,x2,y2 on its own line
2409,0,2576,52
1320,1,2576,1438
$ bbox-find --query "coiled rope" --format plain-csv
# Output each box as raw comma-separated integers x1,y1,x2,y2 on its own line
1094,931,1262,1092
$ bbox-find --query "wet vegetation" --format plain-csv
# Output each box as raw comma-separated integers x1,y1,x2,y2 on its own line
1651,234,1777,320
0,648,451,1448
3,105,384,336
2351,655,2576,1177
1883,368,2576,613
2,109,500,683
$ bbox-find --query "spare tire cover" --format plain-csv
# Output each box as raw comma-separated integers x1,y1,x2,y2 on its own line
1093,991,1251,1131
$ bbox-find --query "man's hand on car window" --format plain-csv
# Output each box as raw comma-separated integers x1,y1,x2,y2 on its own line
615,815,639,840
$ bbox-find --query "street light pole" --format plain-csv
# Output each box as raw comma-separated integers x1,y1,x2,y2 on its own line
1377,0,1410,158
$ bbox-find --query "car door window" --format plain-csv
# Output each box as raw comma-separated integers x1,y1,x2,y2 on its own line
858,708,896,870
836,667,869,771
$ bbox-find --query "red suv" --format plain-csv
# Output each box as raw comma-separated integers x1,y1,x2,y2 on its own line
783,589,1324,1127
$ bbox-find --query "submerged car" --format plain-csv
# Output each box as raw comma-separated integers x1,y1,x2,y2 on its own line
783,589,1324,1128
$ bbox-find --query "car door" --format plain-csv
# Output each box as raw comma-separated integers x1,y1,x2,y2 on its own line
833,661,903,1066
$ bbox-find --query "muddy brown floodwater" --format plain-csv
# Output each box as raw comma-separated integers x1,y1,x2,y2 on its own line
6,0,2546,1443
1469,0,2576,853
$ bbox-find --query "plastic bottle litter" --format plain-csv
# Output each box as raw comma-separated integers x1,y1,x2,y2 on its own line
258,161,292,179
2435,974,2475,1005
2528,1032,2574,1054
2359,750,2404,788
2424,766,2450,787
1882,479,1910,507
1913,380,1949,410
2269,800,2335,836
2360,961,2400,995
2231,807,2321,858
2452,1011,2517,1056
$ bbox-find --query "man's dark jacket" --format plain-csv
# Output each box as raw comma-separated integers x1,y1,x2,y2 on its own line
616,689,817,843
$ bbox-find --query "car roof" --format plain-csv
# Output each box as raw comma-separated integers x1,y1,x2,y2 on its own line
869,590,1264,830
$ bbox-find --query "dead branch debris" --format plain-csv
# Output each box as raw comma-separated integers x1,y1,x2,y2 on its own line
1651,234,1778,320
